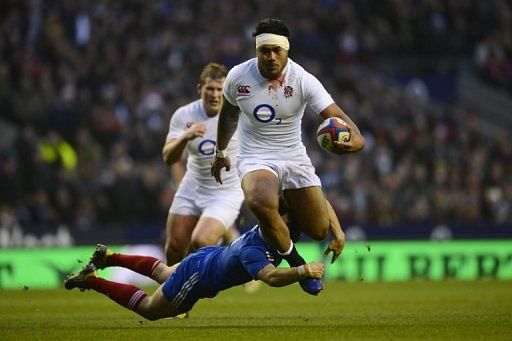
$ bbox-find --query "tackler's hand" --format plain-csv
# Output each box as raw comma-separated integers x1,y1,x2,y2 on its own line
299,262,324,279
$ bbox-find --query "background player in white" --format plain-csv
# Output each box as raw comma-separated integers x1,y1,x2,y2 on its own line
211,18,364,294
163,63,244,265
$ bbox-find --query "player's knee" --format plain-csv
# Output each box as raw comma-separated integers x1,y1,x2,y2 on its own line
308,228,328,241
191,234,216,249
307,217,329,241
165,236,186,261
136,300,161,321
245,196,277,220
166,233,185,250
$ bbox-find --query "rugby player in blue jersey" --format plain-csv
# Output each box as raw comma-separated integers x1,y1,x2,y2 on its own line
64,200,344,321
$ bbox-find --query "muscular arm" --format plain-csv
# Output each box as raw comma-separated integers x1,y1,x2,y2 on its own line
320,103,361,135
256,262,324,287
211,98,239,183
320,103,365,153
216,97,240,150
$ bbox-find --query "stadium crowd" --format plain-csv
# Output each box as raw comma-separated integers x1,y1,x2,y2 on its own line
0,0,511,234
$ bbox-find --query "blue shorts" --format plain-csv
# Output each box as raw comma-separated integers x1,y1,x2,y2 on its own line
161,247,217,314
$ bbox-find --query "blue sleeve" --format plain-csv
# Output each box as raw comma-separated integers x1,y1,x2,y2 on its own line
239,246,271,280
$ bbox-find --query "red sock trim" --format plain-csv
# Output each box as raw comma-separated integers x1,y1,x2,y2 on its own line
86,277,147,311
150,260,163,276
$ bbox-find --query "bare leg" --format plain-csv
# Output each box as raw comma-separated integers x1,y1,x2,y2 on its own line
283,187,329,240
190,217,226,249
241,170,291,253
136,285,180,320
164,213,198,265
223,225,240,244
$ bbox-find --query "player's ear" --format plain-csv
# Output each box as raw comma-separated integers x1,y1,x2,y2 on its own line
197,83,202,96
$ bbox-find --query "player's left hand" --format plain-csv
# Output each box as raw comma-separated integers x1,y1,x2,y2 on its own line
323,234,345,264
331,124,365,154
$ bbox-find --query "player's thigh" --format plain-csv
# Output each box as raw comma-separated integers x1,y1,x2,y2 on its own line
190,217,226,246
166,213,199,244
138,285,179,320
283,186,329,239
167,188,201,242
241,169,281,209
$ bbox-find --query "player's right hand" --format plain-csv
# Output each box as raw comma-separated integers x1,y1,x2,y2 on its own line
331,124,365,154
185,123,206,140
210,155,231,184
306,262,324,279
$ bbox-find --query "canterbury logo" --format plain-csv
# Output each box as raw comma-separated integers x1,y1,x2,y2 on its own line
237,85,251,96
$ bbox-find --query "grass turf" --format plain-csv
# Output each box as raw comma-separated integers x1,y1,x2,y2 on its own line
0,280,511,340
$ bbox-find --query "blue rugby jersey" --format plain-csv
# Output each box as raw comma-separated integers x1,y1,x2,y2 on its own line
197,226,283,297
160,223,303,312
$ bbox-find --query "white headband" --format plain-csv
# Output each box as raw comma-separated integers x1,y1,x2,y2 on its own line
255,33,290,51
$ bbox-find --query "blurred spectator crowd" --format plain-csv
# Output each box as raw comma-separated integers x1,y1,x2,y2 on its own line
0,0,511,234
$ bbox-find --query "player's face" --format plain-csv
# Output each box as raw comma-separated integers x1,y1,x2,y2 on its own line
257,44,288,80
199,76,225,116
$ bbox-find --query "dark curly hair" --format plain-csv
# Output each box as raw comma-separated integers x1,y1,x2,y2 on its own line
252,18,290,38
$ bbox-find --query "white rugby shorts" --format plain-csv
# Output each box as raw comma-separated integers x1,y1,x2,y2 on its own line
237,149,322,190
169,179,244,229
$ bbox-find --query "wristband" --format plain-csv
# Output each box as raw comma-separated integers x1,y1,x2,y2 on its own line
216,148,227,158
297,265,305,279
215,148,228,159
305,264,312,276
297,264,312,279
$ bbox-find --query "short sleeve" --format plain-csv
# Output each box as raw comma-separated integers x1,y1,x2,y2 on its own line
303,71,334,115
222,67,238,106
165,108,185,142
239,246,271,279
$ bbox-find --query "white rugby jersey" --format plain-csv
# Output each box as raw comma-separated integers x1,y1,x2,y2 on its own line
223,58,334,156
166,99,241,189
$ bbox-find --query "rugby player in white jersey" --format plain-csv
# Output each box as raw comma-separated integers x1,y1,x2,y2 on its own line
163,63,244,265
211,18,364,295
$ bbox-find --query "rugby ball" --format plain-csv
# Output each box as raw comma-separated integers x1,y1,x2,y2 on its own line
316,117,350,152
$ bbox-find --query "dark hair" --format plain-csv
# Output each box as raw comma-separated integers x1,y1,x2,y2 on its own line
252,18,290,38
198,62,227,86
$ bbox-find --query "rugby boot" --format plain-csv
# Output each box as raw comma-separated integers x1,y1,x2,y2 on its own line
64,264,97,291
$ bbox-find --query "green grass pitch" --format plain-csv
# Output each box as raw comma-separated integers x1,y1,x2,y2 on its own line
1,280,511,340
